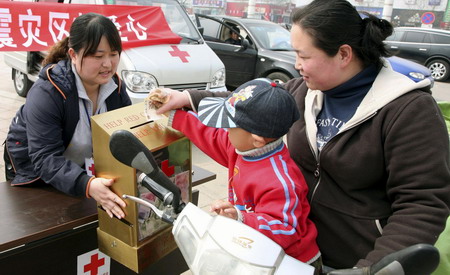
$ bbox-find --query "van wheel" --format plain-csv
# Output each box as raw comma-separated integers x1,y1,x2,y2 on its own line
13,69,32,97
267,72,291,84
427,60,450,82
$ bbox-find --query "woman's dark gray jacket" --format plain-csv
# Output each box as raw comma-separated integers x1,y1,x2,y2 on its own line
5,60,131,196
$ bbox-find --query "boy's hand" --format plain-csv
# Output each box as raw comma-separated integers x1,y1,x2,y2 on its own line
154,89,191,114
147,88,171,109
210,200,238,220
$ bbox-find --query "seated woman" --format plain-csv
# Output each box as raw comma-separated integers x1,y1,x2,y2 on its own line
3,13,131,220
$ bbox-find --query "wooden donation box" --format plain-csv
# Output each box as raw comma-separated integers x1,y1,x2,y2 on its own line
91,102,191,273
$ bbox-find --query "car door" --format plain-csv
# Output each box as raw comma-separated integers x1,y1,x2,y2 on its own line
386,29,430,65
385,28,405,55
198,15,258,88
220,20,258,87
398,31,431,64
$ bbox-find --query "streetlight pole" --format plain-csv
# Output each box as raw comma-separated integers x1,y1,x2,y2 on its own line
382,0,394,22
248,0,256,18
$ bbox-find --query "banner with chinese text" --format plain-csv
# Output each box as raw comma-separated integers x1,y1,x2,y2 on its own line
0,1,182,51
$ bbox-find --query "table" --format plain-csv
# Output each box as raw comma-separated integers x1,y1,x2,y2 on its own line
0,165,216,275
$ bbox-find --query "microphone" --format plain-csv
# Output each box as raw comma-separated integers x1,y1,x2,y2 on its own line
109,129,184,213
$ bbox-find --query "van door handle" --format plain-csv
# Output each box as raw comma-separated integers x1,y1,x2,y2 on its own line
419,48,427,51
390,46,398,49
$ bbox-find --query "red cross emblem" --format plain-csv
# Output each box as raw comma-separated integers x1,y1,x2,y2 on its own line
84,253,105,275
160,159,175,177
169,45,190,63
88,163,95,177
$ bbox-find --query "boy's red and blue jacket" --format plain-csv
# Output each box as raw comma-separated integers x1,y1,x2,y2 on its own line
170,110,320,263
5,59,131,196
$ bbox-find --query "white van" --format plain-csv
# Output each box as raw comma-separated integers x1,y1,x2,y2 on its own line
4,0,227,103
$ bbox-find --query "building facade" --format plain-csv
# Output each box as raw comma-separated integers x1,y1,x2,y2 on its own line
189,0,450,29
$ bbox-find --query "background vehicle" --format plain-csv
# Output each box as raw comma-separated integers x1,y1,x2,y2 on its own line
196,14,299,89
194,15,432,90
387,56,434,86
384,27,450,82
4,0,227,102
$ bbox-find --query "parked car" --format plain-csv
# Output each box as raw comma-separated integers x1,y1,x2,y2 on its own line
387,55,434,86
196,14,299,89
384,27,450,82
195,15,432,90
279,23,292,31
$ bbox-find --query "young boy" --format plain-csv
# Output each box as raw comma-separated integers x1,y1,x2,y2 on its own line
150,78,320,270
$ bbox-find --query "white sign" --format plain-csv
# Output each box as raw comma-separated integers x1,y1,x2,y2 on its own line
77,249,111,275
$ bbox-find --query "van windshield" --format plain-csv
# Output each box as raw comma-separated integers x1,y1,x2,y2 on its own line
106,0,202,43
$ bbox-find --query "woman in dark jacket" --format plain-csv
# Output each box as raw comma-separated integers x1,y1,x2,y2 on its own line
151,0,450,271
4,13,131,219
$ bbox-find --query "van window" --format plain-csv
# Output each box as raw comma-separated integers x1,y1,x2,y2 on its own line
403,31,426,43
432,34,450,44
106,0,202,41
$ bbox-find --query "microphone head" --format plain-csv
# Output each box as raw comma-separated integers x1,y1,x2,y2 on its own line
109,129,158,175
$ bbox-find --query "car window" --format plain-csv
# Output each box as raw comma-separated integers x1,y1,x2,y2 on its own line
220,23,238,41
221,21,250,45
246,22,292,50
386,30,404,41
239,29,251,45
432,34,450,44
199,17,221,39
403,31,426,43
423,33,432,43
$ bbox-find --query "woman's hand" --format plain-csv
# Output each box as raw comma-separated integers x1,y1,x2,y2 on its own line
210,200,238,220
88,177,126,219
150,88,191,115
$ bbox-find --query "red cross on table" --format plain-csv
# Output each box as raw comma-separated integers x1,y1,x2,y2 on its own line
169,45,190,63
84,253,105,275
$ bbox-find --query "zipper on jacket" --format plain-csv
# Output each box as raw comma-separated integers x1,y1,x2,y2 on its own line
375,219,383,235
308,111,378,202
311,163,321,201
313,163,320,178
305,124,321,202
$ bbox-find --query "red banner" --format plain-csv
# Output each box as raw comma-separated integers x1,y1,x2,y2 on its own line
0,2,182,51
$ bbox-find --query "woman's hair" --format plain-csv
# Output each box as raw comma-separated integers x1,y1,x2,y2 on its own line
42,13,122,67
291,0,393,68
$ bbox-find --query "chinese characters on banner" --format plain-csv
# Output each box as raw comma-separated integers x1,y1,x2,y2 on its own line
0,1,182,51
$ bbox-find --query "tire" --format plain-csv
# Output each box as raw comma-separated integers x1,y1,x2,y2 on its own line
13,68,33,97
266,72,291,84
427,59,450,82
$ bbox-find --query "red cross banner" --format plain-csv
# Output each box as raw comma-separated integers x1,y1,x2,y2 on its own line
0,1,182,51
